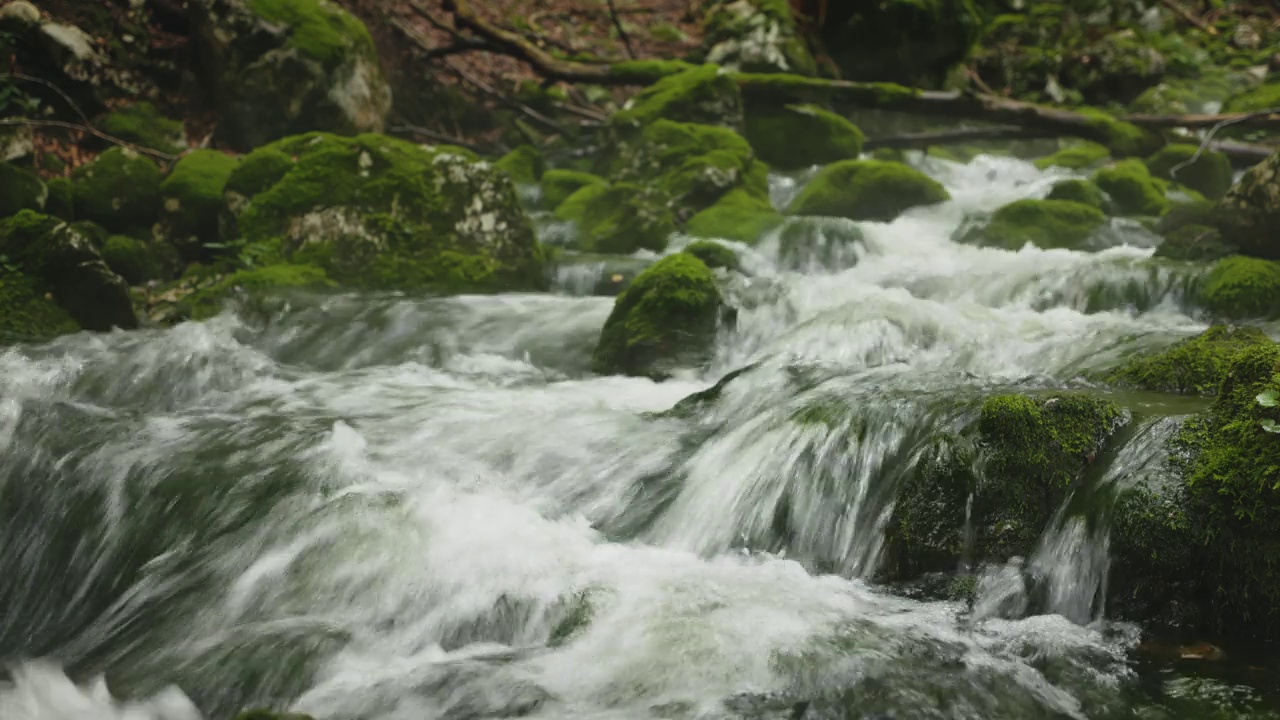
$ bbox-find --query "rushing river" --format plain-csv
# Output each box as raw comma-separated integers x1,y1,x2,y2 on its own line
2,153,1278,720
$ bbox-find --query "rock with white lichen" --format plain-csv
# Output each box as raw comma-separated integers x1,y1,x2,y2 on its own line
220,132,543,292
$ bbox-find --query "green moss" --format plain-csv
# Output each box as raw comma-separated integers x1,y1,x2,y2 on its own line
1045,179,1106,209
884,435,977,578
1107,325,1272,395
963,199,1106,251
976,393,1124,559
649,23,687,43
735,73,921,107
1033,141,1110,171
607,59,698,84
1155,223,1233,262
1076,107,1162,158
592,252,724,378
743,104,865,170
494,145,546,185
1145,144,1234,201
683,240,740,271
72,147,163,232
1093,159,1171,217
0,270,80,341
161,149,240,243
225,148,295,197
541,169,604,211
611,65,743,129
556,182,675,254
97,103,186,155
610,119,757,220
0,163,46,218
786,159,949,222
1199,255,1280,320
1222,78,1280,115
183,263,334,320
245,0,373,67
44,177,74,220
101,235,174,285
1214,150,1280,261
686,185,784,243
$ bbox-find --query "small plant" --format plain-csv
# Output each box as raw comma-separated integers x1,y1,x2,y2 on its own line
1257,374,1280,433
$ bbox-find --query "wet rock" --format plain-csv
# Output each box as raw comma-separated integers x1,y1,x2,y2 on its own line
785,160,949,223
1106,325,1271,395
610,65,744,131
1215,149,1280,260
1198,255,1280,320
189,0,392,150
1144,144,1233,201
71,147,163,233
960,199,1106,251
1092,159,1170,217
743,104,865,171
555,182,676,254
884,435,979,578
700,0,817,76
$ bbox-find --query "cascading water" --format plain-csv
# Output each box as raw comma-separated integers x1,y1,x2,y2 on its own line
2,151,1278,720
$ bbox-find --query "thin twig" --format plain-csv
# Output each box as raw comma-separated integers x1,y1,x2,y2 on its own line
606,0,637,59
388,122,500,154
1160,0,1218,34
1,73,94,126
1168,107,1280,178
551,101,609,123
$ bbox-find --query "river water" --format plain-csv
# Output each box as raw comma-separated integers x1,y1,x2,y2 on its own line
1,153,1277,719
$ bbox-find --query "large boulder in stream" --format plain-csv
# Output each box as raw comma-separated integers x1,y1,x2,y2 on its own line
593,251,728,378
71,147,163,234
1215,149,1280,260
189,0,392,150
786,160,949,223
961,199,1106,251
0,210,138,337
743,104,865,171
1198,255,1280,321
221,132,543,292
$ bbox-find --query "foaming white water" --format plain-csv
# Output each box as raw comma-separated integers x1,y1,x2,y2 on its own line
0,661,200,720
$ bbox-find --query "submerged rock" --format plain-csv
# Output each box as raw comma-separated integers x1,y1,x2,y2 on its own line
593,252,727,378
962,199,1106,251
785,160,949,222
189,0,392,150
222,132,543,292
1106,325,1271,395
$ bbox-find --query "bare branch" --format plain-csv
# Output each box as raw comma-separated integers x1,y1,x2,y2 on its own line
0,118,181,162
606,0,638,59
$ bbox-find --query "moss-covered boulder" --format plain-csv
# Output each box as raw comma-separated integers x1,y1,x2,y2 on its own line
592,252,726,378
821,0,984,87
0,270,80,342
174,263,335,320
1045,179,1107,210
97,103,187,155
223,132,543,291
743,104,865,170
975,393,1124,560
786,160,949,222
541,170,604,211
101,235,179,285
1033,141,1110,171
1093,159,1171,217
494,145,546,186
0,162,47,217
701,0,817,75
1198,255,1280,320
683,240,740,271
1215,149,1280,261
883,435,978,578
1107,325,1271,395
1145,144,1234,201
189,0,392,150
963,199,1106,251
159,149,240,258
1156,223,1233,262
0,210,138,331
555,182,676,254
44,177,74,220
71,147,163,233
685,161,783,243
611,65,744,131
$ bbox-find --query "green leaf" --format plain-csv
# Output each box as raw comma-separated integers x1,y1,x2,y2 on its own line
1262,419,1280,434
1257,390,1279,408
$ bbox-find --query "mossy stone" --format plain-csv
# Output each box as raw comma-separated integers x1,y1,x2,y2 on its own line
1034,141,1111,171
97,102,186,155
44,177,74,220
884,434,978,578
743,104,865,170
1093,159,1171,217
1107,325,1272,395
541,169,603,210
685,161,783,243
0,163,46,218
181,263,335,320
1046,179,1107,210
611,65,744,131
1145,144,1234,201
683,240,740,271
160,149,240,253
963,199,1106,251
786,159,949,222
1214,149,1280,261
101,235,177,285
1155,223,1233,262
592,252,725,378
0,270,80,342
1199,255,1280,320
71,147,163,233
495,145,546,185
555,182,675,254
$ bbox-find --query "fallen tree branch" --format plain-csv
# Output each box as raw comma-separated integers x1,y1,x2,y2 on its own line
1119,108,1280,129
864,127,1050,149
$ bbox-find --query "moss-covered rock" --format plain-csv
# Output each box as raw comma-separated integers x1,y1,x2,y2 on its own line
611,65,744,131
592,252,726,378
786,160,949,222
883,435,978,578
44,177,74,220
541,169,603,210
555,182,675,254
1214,149,1280,261
97,103,187,155
772,216,866,270
159,149,240,257
1107,325,1272,395
743,104,864,170
71,147,163,233
189,0,392,150
0,270,80,342
223,133,543,292
684,161,783,243
1033,141,1110,171
0,162,47,218
101,235,179,285
1045,179,1107,210
682,240,740,271
494,145,546,186
0,210,138,331
1198,255,1280,320
962,199,1107,251
1076,108,1164,158
1093,159,1171,217
701,0,817,76
1145,144,1234,201
178,263,335,320
821,0,984,87
975,393,1124,560
1156,223,1233,262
